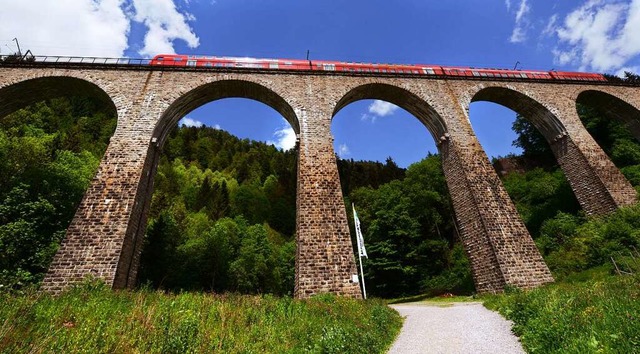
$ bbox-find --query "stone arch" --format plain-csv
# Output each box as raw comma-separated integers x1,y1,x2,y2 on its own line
469,85,633,215
119,79,302,288
332,82,448,142
0,76,117,121
0,75,124,292
152,79,300,149
471,86,567,141
328,82,552,294
576,89,640,141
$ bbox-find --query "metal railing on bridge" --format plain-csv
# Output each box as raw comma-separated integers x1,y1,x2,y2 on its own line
0,54,151,67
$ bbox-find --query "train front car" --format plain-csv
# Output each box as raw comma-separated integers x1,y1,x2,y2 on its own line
150,54,189,66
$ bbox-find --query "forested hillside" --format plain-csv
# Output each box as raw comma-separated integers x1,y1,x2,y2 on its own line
132,120,476,297
138,127,298,294
499,102,640,277
0,97,115,289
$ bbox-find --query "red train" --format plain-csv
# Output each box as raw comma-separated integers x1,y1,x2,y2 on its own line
149,54,607,82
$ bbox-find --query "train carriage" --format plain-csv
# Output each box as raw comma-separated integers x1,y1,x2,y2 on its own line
149,54,606,82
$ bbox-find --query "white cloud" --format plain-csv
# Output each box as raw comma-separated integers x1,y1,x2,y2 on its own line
268,124,296,150
0,0,200,59
542,14,559,37
132,0,200,57
338,143,350,157
368,100,398,117
0,0,130,57
505,0,512,11
360,113,375,123
179,117,204,127
553,0,640,72
508,0,531,43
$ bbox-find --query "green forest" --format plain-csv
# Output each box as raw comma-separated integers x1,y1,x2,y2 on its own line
2,83,640,299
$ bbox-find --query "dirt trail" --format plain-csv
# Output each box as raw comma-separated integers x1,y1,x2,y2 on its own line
388,302,525,354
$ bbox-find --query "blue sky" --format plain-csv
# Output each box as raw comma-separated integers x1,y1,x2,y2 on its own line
2,1,640,167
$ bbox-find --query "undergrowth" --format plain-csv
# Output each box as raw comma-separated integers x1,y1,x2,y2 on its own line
483,274,640,353
0,281,402,353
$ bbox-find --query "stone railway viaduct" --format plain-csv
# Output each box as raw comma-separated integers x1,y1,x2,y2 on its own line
1,61,639,298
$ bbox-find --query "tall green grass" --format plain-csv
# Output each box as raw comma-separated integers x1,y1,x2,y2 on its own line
0,282,402,353
483,274,640,353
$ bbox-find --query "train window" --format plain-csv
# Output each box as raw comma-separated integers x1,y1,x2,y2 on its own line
284,62,292,65
269,63,279,69
323,63,336,71
156,57,164,61
204,62,213,67
175,57,183,61
472,71,480,76
520,73,528,78
501,73,508,77
413,70,419,74
215,63,223,67
381,69,387,73
480,72,487,77
423,68,436,75
187,60,197,67
374,69,380,72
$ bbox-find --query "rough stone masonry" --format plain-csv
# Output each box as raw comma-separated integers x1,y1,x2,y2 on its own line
0,63,638,297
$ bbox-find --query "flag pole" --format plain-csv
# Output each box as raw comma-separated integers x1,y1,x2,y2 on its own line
352,204,367,299
358,245,367,299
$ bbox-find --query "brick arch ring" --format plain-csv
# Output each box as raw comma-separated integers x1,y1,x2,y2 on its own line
331,82,449,143
0,75,117,123
470,86,567,141
152,79,300,149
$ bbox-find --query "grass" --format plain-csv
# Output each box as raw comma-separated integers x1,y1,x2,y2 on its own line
388,293,478,305
0,281,402,353
483,273,640,353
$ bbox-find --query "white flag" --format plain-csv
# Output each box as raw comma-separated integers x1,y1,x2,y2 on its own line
353,205,368,258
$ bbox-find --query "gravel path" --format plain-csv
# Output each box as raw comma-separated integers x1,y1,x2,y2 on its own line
388,302,525,354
